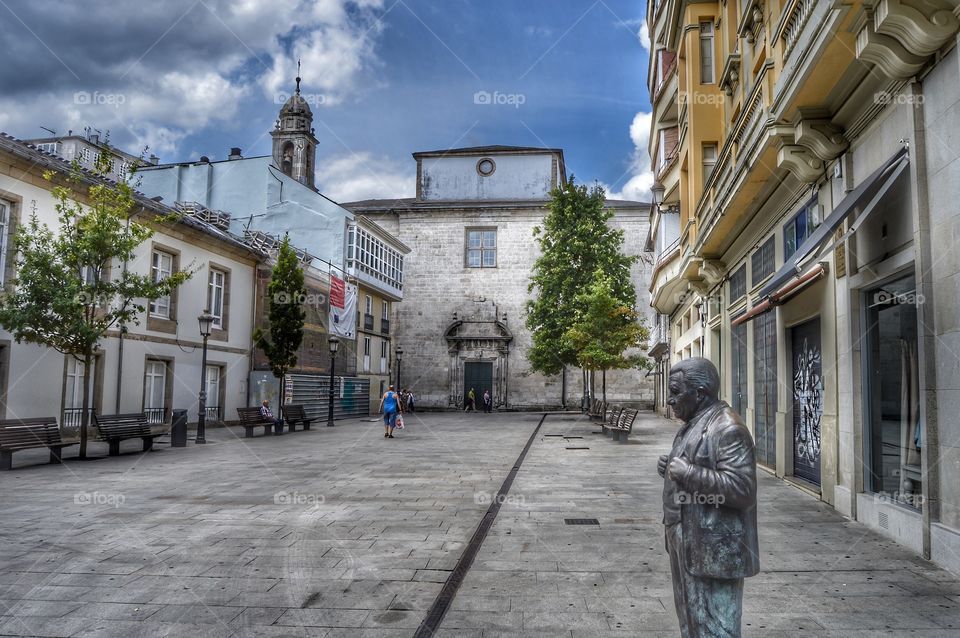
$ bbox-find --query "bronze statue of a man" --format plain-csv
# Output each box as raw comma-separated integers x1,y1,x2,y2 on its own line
658,357,759,637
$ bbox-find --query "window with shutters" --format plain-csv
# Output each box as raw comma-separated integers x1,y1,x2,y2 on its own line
729,264,747,303
751,236,775,285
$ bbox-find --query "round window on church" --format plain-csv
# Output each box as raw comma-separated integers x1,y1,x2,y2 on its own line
477,158,496,177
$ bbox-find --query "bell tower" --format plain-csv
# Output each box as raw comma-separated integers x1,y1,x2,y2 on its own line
271,62,319,189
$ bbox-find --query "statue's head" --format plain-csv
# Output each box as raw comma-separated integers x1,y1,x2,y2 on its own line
667,357,720,422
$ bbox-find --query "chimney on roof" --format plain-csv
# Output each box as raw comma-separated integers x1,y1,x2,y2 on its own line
229,147,242,160
149,154,159,165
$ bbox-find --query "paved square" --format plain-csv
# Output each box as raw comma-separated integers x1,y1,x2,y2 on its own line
1,411,958,636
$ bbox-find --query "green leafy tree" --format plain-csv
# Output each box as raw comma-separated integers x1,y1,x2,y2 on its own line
526,177,637,383
0,148,191,458
563,269,652,405
254,235,306,409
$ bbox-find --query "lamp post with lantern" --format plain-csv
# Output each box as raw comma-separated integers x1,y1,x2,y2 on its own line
196,310,214,444
327,336,339,427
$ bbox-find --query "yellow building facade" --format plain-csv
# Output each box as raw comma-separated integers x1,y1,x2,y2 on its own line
647,0,960,574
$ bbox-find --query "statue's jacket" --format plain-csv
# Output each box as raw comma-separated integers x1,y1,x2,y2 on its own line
675,401,760,579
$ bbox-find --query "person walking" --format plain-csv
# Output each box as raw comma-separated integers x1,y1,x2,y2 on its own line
379,384,402,438
405,389,416,413
482,389,492,413
465,387,476,412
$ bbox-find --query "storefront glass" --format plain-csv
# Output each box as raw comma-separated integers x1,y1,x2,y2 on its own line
865,273,921,508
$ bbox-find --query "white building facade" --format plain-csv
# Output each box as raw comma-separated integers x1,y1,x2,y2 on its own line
0,133,261,435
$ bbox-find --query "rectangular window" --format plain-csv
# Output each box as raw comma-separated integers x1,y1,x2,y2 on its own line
702,143,718,180
78,147,91,164
751,236,775,285
208,268,225,328
0,199,9,285
753,311,777,468
699,21,715,83
205,364,221,420
731,319,748,415
381,301,389,320
865,273,921,507
783,201,820,260
365,295,372,315
363,337,371,373
380,340,388,374
144,360,167,417
729,264,747,303
149,250,173,318
466,228,497,268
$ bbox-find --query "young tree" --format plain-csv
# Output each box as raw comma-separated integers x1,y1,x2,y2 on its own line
254,235,306,410
0,148,191,458
563,270,652,405
525,178,637,391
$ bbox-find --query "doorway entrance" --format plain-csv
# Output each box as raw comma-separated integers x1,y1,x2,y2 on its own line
463,361,492,409
791,318,823,486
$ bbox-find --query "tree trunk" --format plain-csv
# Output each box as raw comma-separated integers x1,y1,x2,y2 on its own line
79,354,92,459
561,365,567,409
602,369,607,407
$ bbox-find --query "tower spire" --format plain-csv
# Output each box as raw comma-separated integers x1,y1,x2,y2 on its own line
295,59,301,95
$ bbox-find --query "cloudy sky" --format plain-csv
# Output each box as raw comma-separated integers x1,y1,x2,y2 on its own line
0,0,652,202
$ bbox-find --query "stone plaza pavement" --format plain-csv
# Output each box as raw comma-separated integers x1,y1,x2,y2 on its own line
1,411,959,637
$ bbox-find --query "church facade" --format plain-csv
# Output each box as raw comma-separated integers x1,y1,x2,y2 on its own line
343,146,654,410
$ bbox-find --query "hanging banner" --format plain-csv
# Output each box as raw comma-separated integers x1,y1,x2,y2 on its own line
328,275,357,339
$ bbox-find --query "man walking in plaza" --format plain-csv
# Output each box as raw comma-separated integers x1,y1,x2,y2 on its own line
657,357,759,637
465,387,476,412
379,384,402,438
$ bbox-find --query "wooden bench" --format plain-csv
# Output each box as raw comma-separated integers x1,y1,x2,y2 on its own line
600,405,622,435
282,404,313,432
237,407,282,437
609,408,640,443
0,418,76,470
94,413,168,456
589,399,606,421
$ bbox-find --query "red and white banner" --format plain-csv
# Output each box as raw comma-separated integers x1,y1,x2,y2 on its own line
328,274,357,339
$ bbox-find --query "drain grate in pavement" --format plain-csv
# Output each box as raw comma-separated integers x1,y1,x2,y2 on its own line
564,518,600,526
565,446,590,450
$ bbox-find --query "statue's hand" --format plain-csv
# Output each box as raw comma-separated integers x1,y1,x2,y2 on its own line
657,454,669,478
667,456,691,482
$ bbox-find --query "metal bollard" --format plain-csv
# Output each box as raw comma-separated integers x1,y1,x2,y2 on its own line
171,409,188,447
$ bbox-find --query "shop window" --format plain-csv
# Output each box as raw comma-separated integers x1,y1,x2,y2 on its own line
729,263,747,303
865,274,921,507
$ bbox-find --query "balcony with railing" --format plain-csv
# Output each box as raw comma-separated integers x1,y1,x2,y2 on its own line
144,407,168,425
205,405,222,422
380,318,390,335
363,313,375,331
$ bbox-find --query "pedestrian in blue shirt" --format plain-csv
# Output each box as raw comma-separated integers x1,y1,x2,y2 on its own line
379,384,402,438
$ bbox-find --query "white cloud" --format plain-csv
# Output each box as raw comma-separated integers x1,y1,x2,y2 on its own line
604,110,654,202
316,152,415,202
638,19,650,50
0,0,387,160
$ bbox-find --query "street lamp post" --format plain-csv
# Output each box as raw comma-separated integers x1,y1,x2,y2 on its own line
327,336,339,427
196,310,214,444
395,346,404,390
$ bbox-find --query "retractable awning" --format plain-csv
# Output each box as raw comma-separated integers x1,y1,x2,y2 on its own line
757,146,910,299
